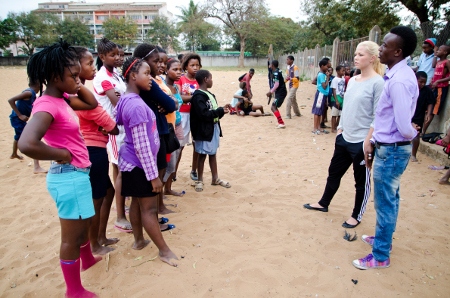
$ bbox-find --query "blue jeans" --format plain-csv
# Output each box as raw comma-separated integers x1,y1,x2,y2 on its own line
372,144,411,261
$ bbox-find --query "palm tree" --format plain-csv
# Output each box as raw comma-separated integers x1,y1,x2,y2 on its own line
177,0,203,51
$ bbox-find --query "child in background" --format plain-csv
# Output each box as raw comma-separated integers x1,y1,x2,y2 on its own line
116,45,125,76
73,46,120,255
330,65,346,133
344,66,351,89
230,81,247,114
411,71,435,162
116,56,178,267
8,80,47,173
285,55,301,119
93,38,130,233
19,41,100,297
311,60,330,134
164,59,185,197
423,45,450,134
266,60,288,128
236,90,270,117
322,67,334,130
190,69,231,192
175,53,201,180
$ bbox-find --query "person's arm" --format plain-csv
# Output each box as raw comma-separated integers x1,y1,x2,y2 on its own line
17,112,72,162
79,105,119,135
150,81,177,113
131,122,162,192
391,82,418,139
321,72,330,90
67,85,98,110
192,93,225,121
8,91,33,121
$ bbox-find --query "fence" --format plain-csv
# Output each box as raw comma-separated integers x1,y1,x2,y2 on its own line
278,25,382,80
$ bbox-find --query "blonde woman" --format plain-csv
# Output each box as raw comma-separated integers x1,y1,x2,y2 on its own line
304,41,384,228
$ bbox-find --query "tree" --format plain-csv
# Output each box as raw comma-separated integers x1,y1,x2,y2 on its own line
204,0,269,67
58,17,94,48
177,0,222,51
9,12,60,56
147,16,180,52
300,0,400,49
396,0,450,45
102,17,137,48
0,18,17,50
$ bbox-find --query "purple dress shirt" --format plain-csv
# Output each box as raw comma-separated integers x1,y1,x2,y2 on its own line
372,59,419,143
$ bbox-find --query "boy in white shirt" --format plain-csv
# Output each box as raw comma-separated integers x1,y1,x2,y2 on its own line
330,65,346,133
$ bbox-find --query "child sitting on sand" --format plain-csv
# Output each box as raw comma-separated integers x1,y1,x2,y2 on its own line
8,80,46,173
235,90,271,117
190,69,232,192
230,81,247,114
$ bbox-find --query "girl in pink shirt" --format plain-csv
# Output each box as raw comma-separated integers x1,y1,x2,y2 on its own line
18,41,100,298
74,46,120,256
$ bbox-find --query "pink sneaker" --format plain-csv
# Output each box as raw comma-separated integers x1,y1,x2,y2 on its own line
352,253,390,270
361,235,392,252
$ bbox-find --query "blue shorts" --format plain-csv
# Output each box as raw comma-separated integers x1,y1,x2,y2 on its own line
195,123,220,155
10,116,26,141
47,164,95,220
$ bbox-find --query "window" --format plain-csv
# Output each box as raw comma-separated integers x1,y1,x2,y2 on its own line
97,16,107,20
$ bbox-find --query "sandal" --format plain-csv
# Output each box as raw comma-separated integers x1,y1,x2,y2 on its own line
212,178,231,188
194,181,204,192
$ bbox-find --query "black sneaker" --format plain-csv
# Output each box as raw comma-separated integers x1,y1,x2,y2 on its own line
190,171,198,181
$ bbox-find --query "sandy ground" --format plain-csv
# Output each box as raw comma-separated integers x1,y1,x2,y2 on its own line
0,66,449,297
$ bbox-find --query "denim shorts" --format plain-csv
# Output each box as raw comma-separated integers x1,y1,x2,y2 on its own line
47,164,95,220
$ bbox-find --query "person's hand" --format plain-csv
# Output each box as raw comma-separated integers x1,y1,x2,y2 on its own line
364,140,374,170
431,81,438,89
223,104,231,114
336,102,340,109
286,76,291,81
115,91,121,99
151,177,163,193
412,122,421,131
337,128,343,135
19,115,29,122
266,91,272,97
55,149,72,164
157,105,166,113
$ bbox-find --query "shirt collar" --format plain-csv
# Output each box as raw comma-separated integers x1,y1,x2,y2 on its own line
384,58,408,80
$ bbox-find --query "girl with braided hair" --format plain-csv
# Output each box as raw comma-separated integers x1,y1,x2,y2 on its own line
18,41,100,297
115,56,178,267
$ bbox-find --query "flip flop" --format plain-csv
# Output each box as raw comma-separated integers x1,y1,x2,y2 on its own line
114,224,133,233
161,224,176,232
212,178,231,188
159,217,169,224
195,181,204,192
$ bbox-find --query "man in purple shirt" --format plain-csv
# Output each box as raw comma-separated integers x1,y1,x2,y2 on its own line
353,26,419,270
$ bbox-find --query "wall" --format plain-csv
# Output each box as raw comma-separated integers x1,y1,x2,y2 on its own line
0,57,28,66
427,97,450,135
199,56,268,68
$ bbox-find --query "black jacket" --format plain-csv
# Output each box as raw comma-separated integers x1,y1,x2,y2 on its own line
190,89,224,142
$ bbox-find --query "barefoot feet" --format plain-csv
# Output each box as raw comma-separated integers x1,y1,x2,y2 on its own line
98,237,120,247
159,249,178,267
33,167,48,174
164,189,185,197
410,156,418,162
10,154,23,160
114,219,132,232
159,207,175,215
132,239,151,250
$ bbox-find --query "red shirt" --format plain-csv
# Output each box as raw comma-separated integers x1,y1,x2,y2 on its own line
175,76,199,113
432,59,449,88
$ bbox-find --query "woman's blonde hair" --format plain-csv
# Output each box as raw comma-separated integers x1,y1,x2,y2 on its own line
356,41,384,76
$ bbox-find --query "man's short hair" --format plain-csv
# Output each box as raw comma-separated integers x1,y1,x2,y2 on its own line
287,55,294,61
389,26,417,58
319,59,328,67
271,60,279,68
249,68,255,72
416,71,427,80
336,65,343,72
195,69,211,84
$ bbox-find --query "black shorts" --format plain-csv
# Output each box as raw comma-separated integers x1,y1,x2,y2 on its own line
157,134,168,170
242,104,253,115
272,94,286,108
121,167,158,198
88,146,113,200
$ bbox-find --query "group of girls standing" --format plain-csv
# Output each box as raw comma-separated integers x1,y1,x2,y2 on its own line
17,38,207,297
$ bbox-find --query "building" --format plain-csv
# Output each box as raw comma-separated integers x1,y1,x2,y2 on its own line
34,1,172,45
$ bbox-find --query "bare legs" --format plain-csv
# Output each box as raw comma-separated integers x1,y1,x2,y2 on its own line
113,166,131,230
129,195,178,266
411,134,420,162
10,140,23,159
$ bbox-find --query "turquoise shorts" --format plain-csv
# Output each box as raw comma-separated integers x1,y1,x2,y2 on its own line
46,165,95,220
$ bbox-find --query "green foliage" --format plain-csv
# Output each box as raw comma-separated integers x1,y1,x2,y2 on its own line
146,16,180,52
102,17,137,48
8,12,60,56
0,18,16,49
58,17,94,48
299,0,400,49
3,49,12,56
177,0,221,51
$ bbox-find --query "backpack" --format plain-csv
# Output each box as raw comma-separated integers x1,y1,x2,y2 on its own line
238,73,247,82
422,132,442,144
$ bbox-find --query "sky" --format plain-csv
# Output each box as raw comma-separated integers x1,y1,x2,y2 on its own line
0,0,305,20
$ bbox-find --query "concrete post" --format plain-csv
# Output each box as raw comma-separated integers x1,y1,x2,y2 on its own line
332,37,339,68
369,25,382,44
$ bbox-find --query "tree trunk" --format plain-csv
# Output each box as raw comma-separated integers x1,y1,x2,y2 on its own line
436,21,450,46
239,36,245,68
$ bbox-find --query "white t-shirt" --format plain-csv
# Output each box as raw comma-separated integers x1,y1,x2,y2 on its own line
330,77,345,97
93,66,126,118
231,89,243,108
